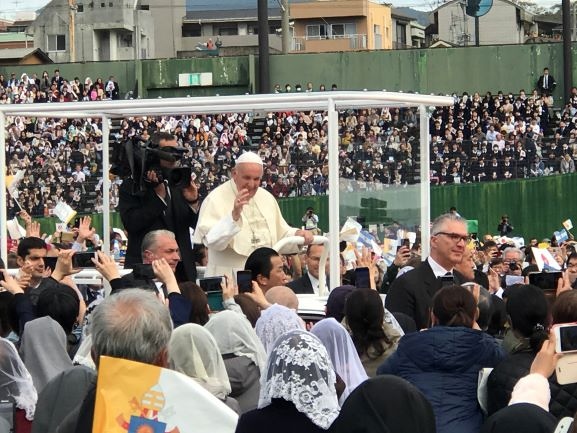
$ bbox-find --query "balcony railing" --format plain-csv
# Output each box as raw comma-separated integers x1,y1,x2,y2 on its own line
292,33,367,51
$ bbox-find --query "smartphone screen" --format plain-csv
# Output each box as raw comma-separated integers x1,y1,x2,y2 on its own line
559,325,577,352
44,256,58,272
199,277,224,293
199,277,224,311
529,271,562,291
72,252,95,269
355,267,371,289
237,270,253,293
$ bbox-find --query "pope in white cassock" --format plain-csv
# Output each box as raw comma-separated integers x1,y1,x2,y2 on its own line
194,152,314,278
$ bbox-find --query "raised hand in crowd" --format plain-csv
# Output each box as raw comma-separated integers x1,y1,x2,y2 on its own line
25,220,44,239
530,331,558,378
182,179,200,209
221,275,238,302
92,250,121,281
393,245,411,268
0,270,24,295
152,258,179,295
75,216,96,245
355,246,377,290
246,280,271,310
556,270,572,297
51,249,81,282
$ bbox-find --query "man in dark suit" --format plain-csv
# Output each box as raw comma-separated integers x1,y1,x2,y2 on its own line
385,213,468,329
288,244,326,294
537,67,556,94
117,132,199,282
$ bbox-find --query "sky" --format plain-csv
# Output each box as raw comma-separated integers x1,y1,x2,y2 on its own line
0,0,566,19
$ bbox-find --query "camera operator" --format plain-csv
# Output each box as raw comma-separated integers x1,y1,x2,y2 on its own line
301,206,319,233
497,214,514,237
117,132,199,282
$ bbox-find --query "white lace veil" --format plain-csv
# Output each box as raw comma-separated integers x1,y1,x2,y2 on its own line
0,338,37,420
204,310,267,373
310,318,369,405
168,323,232,400
258,330,340,429
255,304,305,353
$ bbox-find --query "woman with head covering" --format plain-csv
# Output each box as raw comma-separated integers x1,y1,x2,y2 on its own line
235,330,340,433
205,311,266,412
0,339,37,422
19,316,73,393
377,285,504,433
330,375,436,433
254,304,305,353
310,318,368,405
168,323,241,414
343,289,400,377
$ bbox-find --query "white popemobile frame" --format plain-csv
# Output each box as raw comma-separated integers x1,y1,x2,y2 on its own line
0,91,453,289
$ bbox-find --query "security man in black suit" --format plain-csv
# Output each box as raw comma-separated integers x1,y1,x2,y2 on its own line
117,132,199,282
385,213,468,329
288,244,327,294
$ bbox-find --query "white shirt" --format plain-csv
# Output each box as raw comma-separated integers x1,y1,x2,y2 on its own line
427,256,453,278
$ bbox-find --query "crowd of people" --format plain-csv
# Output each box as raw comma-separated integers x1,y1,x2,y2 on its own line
2,67,577,219
2,208,577,433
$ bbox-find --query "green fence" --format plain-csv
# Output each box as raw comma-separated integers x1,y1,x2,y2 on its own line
26,173,568,243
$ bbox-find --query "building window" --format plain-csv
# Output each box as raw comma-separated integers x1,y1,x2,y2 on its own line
306,24,326,40
119,31,133,47
329,23,355,38
77,4,84,12
47,34,66,51
182,23,201,37
217,26,238,36
396,23,407,46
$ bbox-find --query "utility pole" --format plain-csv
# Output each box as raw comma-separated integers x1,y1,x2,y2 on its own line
281,0,290,54
257,0,270,93
563,0,572,105
69,0,76,62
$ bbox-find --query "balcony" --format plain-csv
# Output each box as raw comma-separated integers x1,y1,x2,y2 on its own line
291,33,367,52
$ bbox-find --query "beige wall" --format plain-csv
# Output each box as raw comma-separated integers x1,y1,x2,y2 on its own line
437,0,529,46
291,0,391,53
291,0,367,19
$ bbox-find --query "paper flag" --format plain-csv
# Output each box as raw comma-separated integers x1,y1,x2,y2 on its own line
563,219,573,231
532,247,562,272
93,356,238,433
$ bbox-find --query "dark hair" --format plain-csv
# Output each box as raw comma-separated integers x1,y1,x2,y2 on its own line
178,282,209,325
506,284,549,353
432,285,477,328
482,240,497,251
244,247,279,280
151,131,175,146
344,289,392,359
234,294,261,327
552,291,577,325
36,284,80,335
17,237,47,259
566,252,577,267
326,285,355,323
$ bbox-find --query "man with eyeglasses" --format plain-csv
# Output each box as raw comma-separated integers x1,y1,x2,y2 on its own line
385,213,468,329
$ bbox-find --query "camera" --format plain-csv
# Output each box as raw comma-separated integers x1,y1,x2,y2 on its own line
506,261,519,271
111,136,192,195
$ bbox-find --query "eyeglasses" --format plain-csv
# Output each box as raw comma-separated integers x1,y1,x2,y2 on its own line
434,232,470,243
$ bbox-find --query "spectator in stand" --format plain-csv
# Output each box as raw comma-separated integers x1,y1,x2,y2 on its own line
537,67,557,95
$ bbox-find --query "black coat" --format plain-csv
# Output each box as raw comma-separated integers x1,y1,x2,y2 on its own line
487,347,577,419
235,399,325,433
118,178,198,282
287,274,314,294
385,260,466,330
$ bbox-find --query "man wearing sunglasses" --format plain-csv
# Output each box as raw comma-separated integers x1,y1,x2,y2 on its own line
385,213,468,329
